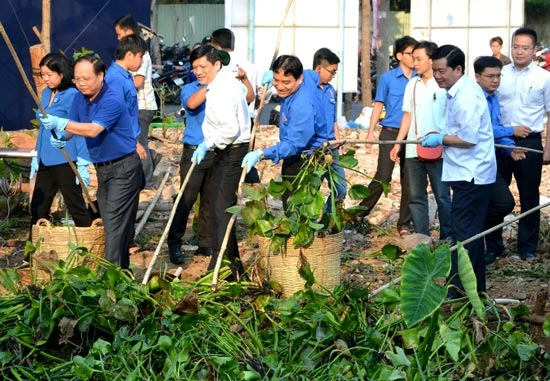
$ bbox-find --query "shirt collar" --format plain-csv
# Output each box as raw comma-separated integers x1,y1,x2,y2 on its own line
511,60,536,73
446,75,466,99
111,61,132,78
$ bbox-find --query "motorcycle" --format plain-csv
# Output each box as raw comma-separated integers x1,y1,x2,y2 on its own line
152,63,189,105
535,44,550,71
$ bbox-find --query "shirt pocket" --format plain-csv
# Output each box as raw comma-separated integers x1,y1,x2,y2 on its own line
524,85,544,106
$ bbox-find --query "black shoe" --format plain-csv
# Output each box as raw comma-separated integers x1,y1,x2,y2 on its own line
485,252,497,265
520,253,536,262
169,245,184,264
194,247,215,256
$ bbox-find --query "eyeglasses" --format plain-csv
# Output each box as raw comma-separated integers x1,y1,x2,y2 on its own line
481,74,502,80
72,76,96,85
512,45,534,52
322,66,337,76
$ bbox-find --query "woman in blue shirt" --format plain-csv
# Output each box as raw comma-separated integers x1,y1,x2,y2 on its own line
30,53,92,228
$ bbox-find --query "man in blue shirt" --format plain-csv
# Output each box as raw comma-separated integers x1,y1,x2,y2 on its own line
241,55,328,207
474,56,530,264
422,45,496,297
358,36,417,237
40,54,144,270
166,79,215,264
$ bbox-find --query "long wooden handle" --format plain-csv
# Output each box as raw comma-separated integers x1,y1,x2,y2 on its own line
0,22,97,214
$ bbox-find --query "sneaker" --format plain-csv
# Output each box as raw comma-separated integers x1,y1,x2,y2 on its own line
520,253,536,262
168,245,184,264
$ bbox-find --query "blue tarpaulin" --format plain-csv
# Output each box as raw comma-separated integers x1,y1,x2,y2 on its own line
0,0,150,131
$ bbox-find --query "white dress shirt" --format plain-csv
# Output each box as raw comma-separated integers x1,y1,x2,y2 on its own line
202,69,250,150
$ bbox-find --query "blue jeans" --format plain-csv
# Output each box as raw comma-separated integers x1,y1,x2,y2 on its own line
406,158,451,239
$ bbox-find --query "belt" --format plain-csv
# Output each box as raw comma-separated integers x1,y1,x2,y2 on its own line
381,126,399,132
515,132,541,139
183,143,198,149
214,142,248,153
94,152,134,168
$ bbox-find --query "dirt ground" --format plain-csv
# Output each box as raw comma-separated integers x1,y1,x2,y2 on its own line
1,124,549,345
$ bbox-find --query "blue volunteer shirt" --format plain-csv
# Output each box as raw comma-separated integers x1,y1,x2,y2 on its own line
483,89,516,155
69,81,136,163
180,80,205,145
105,61,140,138
263,72,327,163
304,69,336,140
375,66,415,128
36,87,90,165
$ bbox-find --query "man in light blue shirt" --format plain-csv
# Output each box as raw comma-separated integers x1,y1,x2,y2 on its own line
422,45,496,297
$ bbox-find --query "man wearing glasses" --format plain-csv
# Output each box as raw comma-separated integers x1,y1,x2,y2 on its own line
496,27,550,262
358,36,418,238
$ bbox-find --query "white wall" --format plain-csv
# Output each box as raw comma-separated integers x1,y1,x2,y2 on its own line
411,0,524,75
227,0,359,93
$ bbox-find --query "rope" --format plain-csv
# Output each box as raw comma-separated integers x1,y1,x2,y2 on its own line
64,0,113,53
7,0,31,47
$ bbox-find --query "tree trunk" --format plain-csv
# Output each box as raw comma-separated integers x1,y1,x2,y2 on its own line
375,0,390,79
360,0,372,106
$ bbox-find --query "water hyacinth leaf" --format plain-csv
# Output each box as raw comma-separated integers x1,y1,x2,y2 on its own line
303,191,325,219
308,221,325,230
267,179,291,197
385,346,411,367
293,223,314,247
439,324,463,362
73,355,96,380
241,184,266,201
457,243,485,320
517,343,539,361
240,201,266,226
381,244,403,261
400,327,421,349
401,243,451,327
345,205,368,215
91,338,111,356
543,317,550,337
298,252,315,287
256,219,273,236
377,288,400,305
273,216,291,235
348,184,370,200
338,150,358,168
158,335,172,351
510,304,531,318
288,187,312,206
226,205,243,215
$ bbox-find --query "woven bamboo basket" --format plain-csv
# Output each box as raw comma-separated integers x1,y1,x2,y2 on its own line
31,218,105,281
258,232,343,297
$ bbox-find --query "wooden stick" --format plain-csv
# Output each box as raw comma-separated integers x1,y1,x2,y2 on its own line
134,167,171,238
0,22,97,214
494,144,544,154
32,26,44,45
369,199,550,299
211,0,295,290
142,162,197,284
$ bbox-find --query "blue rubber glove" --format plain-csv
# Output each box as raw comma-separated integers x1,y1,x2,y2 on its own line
261,70,273,88
39,114,69,133
241,150,262,173
421,133,444,147
50,135,66,149
30,156,39,180
191,142,208,164
75,157,91,186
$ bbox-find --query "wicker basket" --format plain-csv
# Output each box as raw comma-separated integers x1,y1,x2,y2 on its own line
258,232,343,297
31,218,105,281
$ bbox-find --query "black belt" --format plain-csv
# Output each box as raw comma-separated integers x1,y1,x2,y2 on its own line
183,143,198,149
94,152,134,167
214,142,248,153
381,126,399,132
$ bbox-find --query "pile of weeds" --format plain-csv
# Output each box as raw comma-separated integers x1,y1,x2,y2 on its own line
0,243,548,380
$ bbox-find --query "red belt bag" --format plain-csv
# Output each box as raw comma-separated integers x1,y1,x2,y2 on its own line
416,132,443,162
413,81,442,162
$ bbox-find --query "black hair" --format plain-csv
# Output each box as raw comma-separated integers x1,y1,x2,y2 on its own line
74,54,106,75
432,44,465,73
189,44,230,66
490,36,503,46
312,47,340,68
114,14,140,36
394,35,418,56
413,41,438,58
211,28,235,50
473,56,503,74
39,53,74,91
114,34,147,60
512,27,538,47
271,55,303,80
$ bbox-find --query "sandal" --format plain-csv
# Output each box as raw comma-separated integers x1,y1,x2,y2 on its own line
399,227,411,238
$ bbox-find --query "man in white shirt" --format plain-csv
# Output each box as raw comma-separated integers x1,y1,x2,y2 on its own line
496,27,550,261
389,41,451,240
189,44,250,279
422,45,496,297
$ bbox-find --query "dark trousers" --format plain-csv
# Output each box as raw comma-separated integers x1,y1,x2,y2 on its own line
497,134,543,256
359,127,412,228
168,145,214,249
96,152,144,268
448,180,492,294
138,109,156,189
207,144,248,277
30,162,92,228
484,173,515,255
244,118,260,184
281,155,304,209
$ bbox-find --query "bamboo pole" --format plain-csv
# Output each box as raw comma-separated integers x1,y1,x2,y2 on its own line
142,162,197,284
0,22,97,214
369,199,550,299
134,167,172,238
42,0,51,53
211,0,296,290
